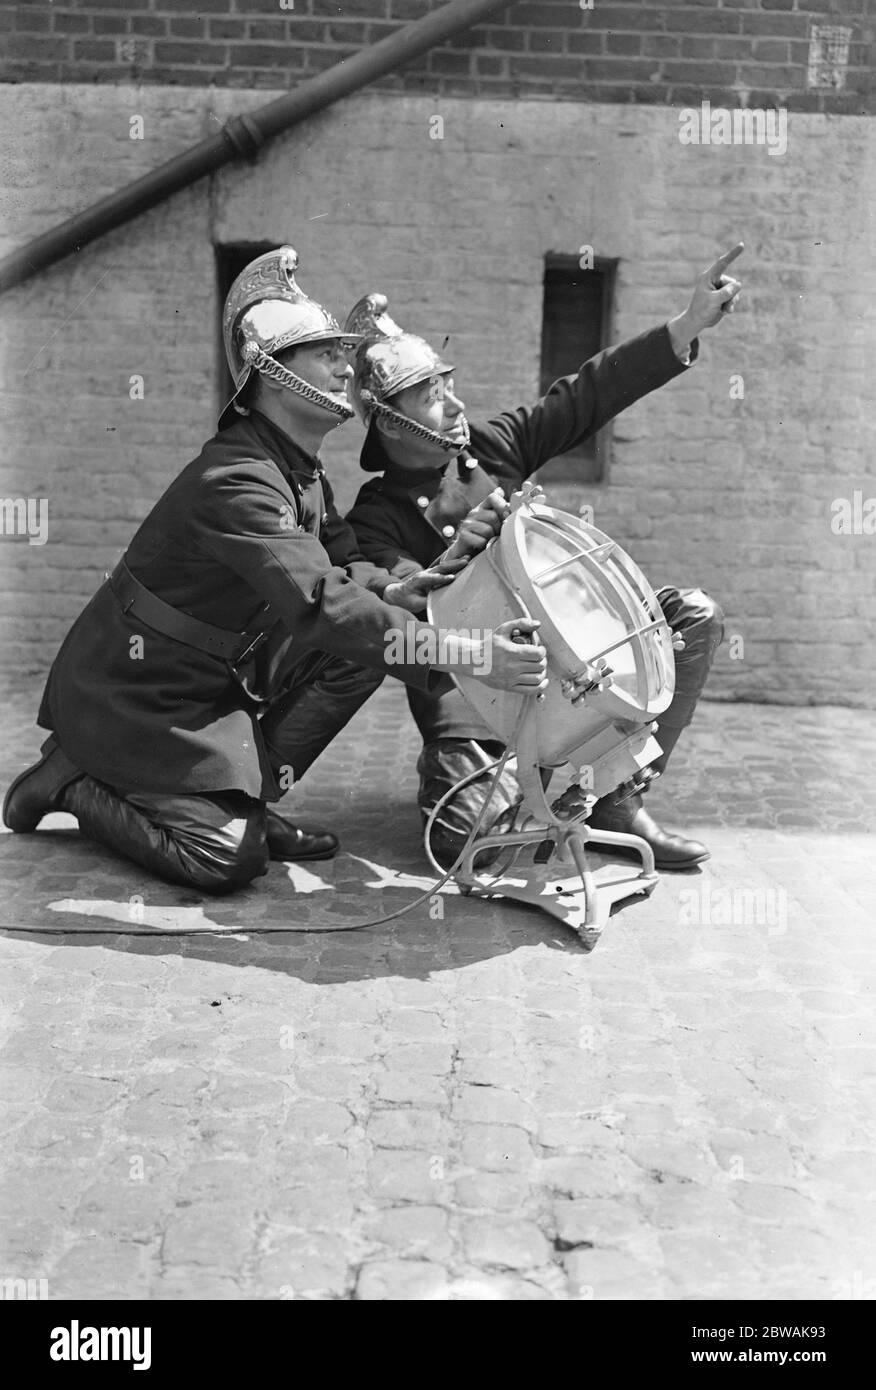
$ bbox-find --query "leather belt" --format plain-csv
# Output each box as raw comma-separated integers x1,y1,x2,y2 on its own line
108,559,275,666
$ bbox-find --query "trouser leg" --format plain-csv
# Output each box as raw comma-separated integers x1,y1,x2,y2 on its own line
259,649,384,786
61,777,269,894
417,738,544,870
652,586,724,776
585,586,721,868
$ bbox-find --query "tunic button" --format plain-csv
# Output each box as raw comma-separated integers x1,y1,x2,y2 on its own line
442,525,455,538
417,496,429,508
465,457,478,469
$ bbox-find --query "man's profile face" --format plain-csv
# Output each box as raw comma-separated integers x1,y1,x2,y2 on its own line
389,372,468,451
276,339,353,407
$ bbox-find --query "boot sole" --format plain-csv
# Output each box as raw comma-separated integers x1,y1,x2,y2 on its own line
592,841,710,872
654,851,710,871
268,846,339,863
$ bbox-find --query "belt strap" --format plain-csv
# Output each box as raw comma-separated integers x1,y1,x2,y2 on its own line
108,559,275,665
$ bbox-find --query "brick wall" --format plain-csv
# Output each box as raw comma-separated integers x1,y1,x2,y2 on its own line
0,1,871,113
1,84,873,708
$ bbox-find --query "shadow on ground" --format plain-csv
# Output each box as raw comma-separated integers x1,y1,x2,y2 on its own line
2,680,874,986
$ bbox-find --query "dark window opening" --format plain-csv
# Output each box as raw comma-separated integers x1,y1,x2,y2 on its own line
215,241,280,410
535,253,618,485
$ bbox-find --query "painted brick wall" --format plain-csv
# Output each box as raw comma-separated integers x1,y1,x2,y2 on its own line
1,85,873,708
0,1,871,114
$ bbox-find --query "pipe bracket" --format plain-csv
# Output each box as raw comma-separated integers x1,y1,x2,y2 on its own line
221,113,266,160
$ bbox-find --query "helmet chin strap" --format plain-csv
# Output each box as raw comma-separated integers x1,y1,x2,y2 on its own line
248,345,355,420
364,393,470,453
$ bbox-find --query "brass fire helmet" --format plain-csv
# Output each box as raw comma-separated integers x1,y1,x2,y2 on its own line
344,293,468,451
219,246,362,427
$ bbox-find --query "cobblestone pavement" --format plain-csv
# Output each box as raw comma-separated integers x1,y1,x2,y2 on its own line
1,677,875,1301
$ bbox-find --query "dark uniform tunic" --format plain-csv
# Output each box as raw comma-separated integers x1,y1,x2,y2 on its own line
38,410,450,803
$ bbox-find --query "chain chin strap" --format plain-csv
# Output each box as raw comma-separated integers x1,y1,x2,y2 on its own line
247,345,355,420
363,392,470,452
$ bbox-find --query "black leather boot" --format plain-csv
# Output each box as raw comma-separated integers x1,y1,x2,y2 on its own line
63,777,269,894
425,817,511,873
3,739,83,832
587,788,709,870
265,810,339,862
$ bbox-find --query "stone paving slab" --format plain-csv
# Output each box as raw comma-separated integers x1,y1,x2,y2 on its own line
1,679,875,1300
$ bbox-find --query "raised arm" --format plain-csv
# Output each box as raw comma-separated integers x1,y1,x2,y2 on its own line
472,243,745,488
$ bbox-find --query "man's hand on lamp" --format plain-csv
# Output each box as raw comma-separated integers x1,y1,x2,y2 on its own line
668,242,744,360
435,489,510,572
384,567,457,615
384,489,511,614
